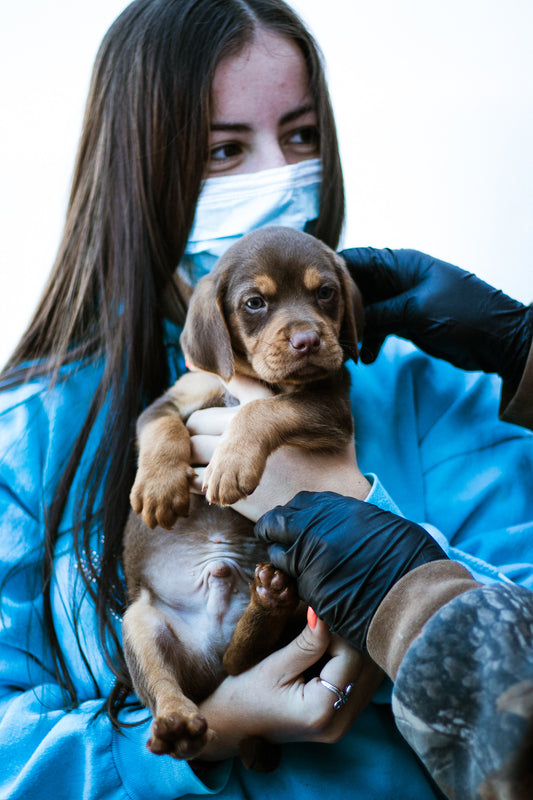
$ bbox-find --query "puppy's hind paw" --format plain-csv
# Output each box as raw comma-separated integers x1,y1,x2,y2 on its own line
253,563,299,612
148,712,212,760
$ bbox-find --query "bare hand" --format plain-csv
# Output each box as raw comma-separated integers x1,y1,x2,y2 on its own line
197,618,383,761
187,375,371,521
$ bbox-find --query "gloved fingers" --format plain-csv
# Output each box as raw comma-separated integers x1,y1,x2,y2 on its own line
260,542,292,574
338,249,381,298
339,249,400,305
254,491,344,545
255,508,292,545
359,333,385,364
364,293,415,338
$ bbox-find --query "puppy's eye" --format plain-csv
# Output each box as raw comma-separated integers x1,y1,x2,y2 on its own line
317,285,336,301
245,296,266,311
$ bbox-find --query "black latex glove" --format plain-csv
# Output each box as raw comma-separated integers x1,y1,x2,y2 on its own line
340,247,533,391
255,491,447,652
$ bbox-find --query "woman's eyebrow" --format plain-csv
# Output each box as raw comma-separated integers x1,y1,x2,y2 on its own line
210,122,251,133
279,103,316,126
210,103,316,132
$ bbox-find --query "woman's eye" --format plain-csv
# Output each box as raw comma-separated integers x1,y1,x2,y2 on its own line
208,142,243,173
317,285,335,301
210,143,241,161
245,296,266,311
286,126,320,153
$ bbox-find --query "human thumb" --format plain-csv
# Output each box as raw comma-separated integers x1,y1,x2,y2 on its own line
267,617,331,681
224,374,273,405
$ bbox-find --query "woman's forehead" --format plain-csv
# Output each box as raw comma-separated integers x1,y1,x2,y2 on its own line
211,30,311,126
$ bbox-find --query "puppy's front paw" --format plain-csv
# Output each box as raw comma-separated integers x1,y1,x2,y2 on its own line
203,443,266,506
130,462,197,529
253,563,299,612
147,711,212,760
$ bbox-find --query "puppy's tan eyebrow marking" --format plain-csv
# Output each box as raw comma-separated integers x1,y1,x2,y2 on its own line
254,274,278,295
303,267,323,291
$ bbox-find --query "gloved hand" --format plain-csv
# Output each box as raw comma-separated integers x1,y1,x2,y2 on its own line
255,491,447,652
340,247,533,390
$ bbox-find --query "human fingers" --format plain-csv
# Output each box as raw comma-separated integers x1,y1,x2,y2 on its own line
196,618,332,757
224,374,273,404
186,404,240,436
254,618,360,743
189,434,219,466
189,467,206,495
270,621,373,743
261,616,331,685
317,633,384,729
188,435,217,494
316,634,363,708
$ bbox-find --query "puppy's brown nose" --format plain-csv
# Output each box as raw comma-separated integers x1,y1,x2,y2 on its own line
289,330,321,355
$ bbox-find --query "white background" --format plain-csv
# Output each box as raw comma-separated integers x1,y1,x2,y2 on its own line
1,0,531,369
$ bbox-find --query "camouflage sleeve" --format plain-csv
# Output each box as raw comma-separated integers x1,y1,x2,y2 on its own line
392,583,533,800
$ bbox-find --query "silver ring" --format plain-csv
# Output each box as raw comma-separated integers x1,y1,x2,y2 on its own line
319,679,354,710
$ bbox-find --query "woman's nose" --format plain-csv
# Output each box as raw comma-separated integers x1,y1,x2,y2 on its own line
250,136,288,172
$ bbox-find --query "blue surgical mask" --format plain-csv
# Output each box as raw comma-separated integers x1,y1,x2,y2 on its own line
177,158,321,288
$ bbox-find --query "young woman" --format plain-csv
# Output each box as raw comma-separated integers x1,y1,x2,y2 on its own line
0,1,531,798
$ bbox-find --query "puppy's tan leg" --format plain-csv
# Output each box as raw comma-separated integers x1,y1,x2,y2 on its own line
130,371,227,528
123,590,213,760
223,564,300,676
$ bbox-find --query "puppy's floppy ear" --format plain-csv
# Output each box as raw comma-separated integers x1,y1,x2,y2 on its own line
334,254,365,363
179,274,235,381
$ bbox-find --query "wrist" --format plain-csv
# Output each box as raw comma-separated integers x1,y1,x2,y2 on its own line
366,560,480,680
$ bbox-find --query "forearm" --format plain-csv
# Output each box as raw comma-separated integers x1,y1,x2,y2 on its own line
366,560,479,680
388,581,533,799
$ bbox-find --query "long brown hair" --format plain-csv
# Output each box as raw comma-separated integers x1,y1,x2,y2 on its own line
1,0,345,708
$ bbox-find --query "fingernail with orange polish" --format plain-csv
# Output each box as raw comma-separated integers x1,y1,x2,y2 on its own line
307,607,318,629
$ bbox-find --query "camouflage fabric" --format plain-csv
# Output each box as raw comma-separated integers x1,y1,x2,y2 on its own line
393,584,533,799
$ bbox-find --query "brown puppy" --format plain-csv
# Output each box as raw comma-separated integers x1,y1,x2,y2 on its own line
121,226,362,769
121,496,302,771
130,225,363,529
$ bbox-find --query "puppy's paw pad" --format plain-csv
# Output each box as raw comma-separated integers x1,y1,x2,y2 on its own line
204,464,252,506
148,712,210,759
204,446,265,506
254,563,298,610
130,464,196,529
